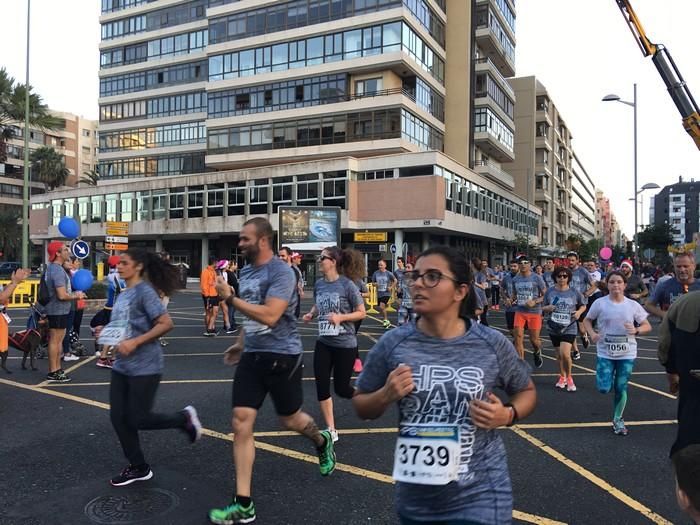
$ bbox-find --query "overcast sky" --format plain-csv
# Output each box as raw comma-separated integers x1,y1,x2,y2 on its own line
2,0,698,238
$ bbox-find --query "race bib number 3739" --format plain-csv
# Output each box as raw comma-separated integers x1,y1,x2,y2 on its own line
392,424,460,485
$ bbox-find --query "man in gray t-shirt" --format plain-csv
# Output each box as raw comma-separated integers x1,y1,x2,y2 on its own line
44,241,86,384
210,218,335,525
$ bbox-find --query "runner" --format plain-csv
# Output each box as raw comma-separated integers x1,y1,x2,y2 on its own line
501,260,520,338
542,258,556,288
225,260,239,332
200,256,219,336
101,248,202,486
209,218,335,525
93,255,124,368
353,245,536,524
352,275,370,373
215,260,236,334
397,262,416,326
472,258,491,326
511,255,547,367
620,259,648,304
371,259,396,329
543,266,586,392
490,264,503,310
568,251,598,360
302,246,366,443
645,252,699,319
583,270,651,436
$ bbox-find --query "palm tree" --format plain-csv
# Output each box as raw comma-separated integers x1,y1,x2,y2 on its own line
31,146,69,190
0,67,60,162
0,209,21,260
80,168,100,186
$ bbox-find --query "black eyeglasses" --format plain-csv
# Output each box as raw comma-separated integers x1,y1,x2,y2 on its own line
404,269,460,288
556,274,569,279
316,255,333,262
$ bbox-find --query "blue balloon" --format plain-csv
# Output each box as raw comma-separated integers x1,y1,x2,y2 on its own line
58,216,80,239
72,269,93,292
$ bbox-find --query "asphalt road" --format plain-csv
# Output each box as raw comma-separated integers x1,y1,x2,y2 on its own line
0,288,685,525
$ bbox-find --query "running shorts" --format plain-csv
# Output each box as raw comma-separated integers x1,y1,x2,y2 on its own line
514,312,542,330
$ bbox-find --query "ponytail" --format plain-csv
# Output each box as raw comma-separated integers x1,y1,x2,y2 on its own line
324,246,365,282
125,248,180,297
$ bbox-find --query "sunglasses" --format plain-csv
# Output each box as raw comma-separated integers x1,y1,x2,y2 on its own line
404,269,459,288
556,274,569,279
316,254,333,262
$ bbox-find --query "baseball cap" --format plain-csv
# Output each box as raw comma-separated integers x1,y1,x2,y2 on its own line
107,255,121,268
620,259,634,270
216,259,229,270
47,241,65,262
292,252,301,260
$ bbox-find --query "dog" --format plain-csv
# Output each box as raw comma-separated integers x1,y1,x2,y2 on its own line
5,329,42,372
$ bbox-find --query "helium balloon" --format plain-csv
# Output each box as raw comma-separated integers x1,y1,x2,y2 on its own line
72,269,94,292
599,247,612,260
58,217,80,239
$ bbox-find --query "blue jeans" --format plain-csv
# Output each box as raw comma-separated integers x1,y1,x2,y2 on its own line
596,357,635,421
228,302,237,328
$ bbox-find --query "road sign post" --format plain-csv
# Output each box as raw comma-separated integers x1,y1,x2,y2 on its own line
105,222,129,252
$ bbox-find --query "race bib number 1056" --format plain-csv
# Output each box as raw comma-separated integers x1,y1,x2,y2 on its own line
392,424,460,485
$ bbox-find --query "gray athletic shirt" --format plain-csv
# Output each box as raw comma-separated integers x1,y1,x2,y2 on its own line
240,257,302,355
45,263,72,316
313,276,363,348
111,281,168,376
544,288,585,335
512,273,546,313
570,266,592,295
372,270,395,294
357,321,531,522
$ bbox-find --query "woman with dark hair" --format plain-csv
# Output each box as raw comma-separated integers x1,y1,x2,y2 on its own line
543,266,587,392
98,248,202,486
303,246,366,443
583,270,652,436
354,246,536,524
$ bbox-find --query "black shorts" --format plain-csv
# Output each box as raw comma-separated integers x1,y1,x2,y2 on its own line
232,352,304,416
550,334,577,347
90,308,112,328
505,311,516,330
47,315,69,329
378,295,391,306
202,296,219,309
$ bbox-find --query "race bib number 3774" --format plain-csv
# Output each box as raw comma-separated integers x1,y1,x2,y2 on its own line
392,424,460,486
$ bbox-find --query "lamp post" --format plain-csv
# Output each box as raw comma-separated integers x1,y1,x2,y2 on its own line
603,83,638,252
22,0,31,268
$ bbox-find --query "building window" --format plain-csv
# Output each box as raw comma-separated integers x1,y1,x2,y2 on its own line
227,182,245,216
137,191,151,221
187,186,204,218
120,192,134,222
207,184,225,217
169,188,185,219
249,179,269,215
152,190,167,219
355,77,383,96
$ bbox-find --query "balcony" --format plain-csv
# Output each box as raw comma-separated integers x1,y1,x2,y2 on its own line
473,159,515,189
473,107,514,162
474,12,516,77
474,57,515,100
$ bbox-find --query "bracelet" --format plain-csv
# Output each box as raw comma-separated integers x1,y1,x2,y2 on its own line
504,403,518,426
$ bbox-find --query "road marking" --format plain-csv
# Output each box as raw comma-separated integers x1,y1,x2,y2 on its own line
512,427,673,524
0,375,632,525
516,420,676,429
35,356,98,387
42,376,360,387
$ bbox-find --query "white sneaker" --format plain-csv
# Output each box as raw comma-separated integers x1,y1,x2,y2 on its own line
62,353,79,362
328,428,339,443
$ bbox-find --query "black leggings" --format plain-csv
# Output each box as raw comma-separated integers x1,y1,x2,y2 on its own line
491,286,500,306
313,340,356,401
110,370,187,466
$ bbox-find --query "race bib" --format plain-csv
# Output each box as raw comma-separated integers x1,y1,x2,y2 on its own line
516,293,531,305
604,334,629,355
392,424,460,486
318,317,340,336
243,317,271,335
98,319,128,346
551,311,570,325
1,312,11,324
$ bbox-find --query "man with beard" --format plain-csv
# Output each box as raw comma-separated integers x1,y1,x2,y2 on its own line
620,259,648,304
209,218,335,525
543,258,556,289
646,252,700,319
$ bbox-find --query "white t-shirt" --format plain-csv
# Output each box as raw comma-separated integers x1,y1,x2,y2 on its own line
585,296,648,360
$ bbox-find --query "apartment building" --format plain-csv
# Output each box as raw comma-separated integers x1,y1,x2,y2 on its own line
502,76,578,253
595,189,623,248
1,111,97,216
31,0,534,274
652,176,700,245
571,151,596,241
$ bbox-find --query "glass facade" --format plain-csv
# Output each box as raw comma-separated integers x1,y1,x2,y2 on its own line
100,92,207,122
473,107,514,153
100,61,207,97
99,122,206,152
98,153,206,179
100,1,206,40
100,30,208,68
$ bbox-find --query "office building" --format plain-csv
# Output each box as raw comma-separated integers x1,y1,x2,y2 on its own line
652,176,700,245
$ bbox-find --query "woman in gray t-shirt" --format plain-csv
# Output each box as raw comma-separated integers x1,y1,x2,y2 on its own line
303,247,366,444
354,246,535,524
99,248,203,488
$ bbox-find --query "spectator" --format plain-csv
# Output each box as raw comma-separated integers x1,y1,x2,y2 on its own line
200,256,219,336
672,445,700,524
0,268,31,371
645,252,699,319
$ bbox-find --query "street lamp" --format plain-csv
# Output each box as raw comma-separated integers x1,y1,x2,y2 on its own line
602,84,638,252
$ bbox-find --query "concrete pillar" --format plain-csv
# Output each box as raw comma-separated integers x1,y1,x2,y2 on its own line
421,232,430,251
155,238,163,253
394,229,404,267
201,237,209,272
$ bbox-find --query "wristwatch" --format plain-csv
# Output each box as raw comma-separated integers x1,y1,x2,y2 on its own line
504,403,518,426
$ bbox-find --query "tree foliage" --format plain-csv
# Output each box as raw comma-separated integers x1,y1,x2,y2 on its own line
31,146,69,190
0,209,21,260
80,169,99,186
637,224,674,255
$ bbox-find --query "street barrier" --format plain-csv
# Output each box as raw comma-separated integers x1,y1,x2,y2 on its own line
385,287,397,313
0,279,39,308
365,283,379,314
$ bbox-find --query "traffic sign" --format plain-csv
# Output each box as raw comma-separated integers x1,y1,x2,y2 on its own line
105,243,129,251
71,240,90,260
106,221,129,236
106,236,129,244
390,244,397,254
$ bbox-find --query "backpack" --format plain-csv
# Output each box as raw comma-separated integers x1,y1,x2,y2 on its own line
37,271,50,306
